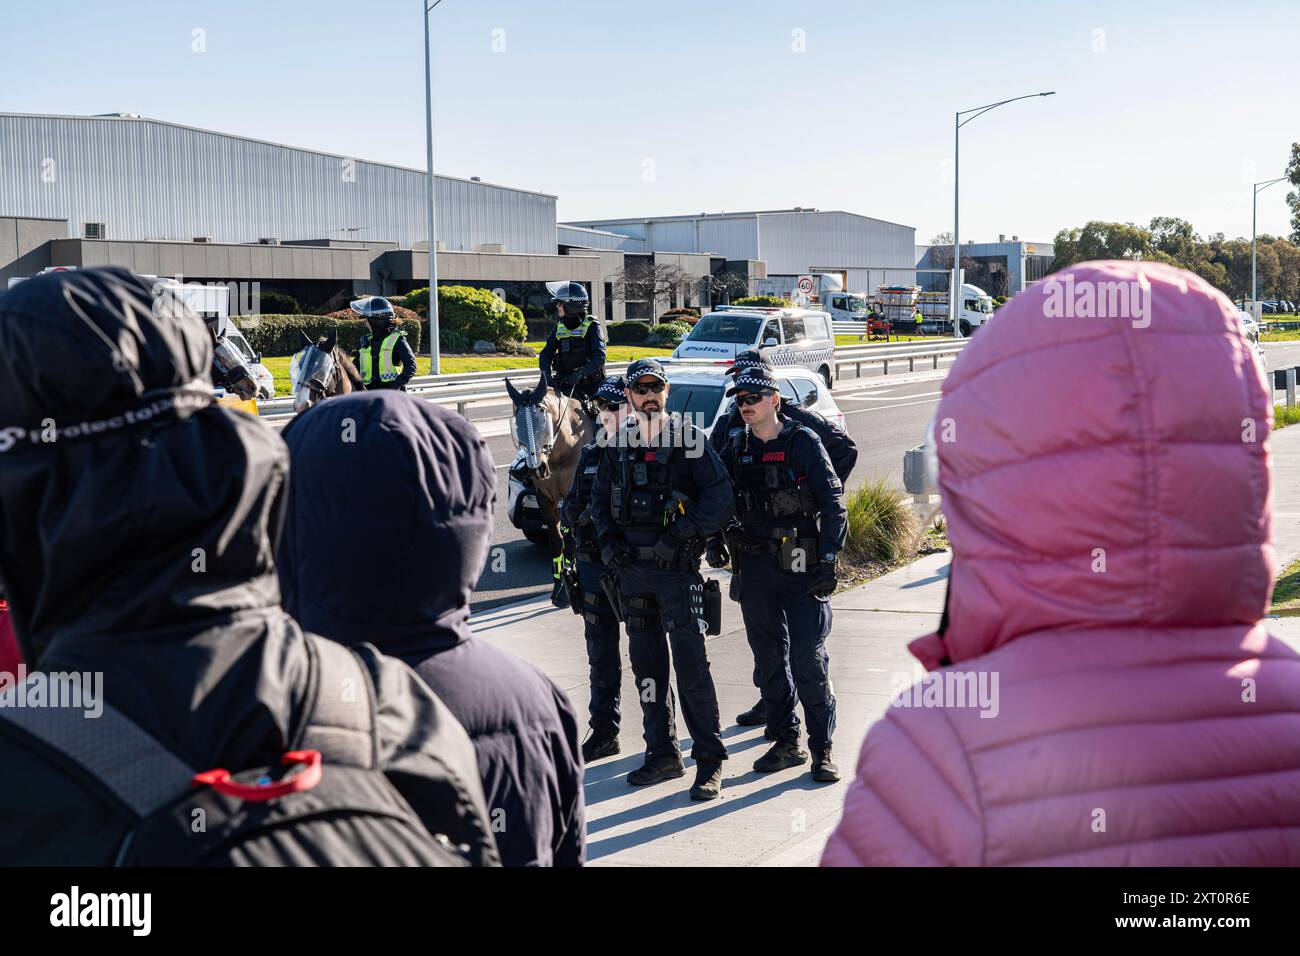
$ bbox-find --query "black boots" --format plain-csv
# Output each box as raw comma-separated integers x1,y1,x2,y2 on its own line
627,751,686,786
689,759,724,801
753,737,809,773
735,699,766,726
811,748,840,783
582,728,620,763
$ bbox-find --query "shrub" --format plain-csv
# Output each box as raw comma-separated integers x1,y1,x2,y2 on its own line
234,314,423,356
440,328,471,352
435,286,527,347
659,307,700,325
1276,403,1300,429
842,478,919,565
405,287,430,315
498,340,538,357
608,321,651,344
733,295,790,308
646,320,692,348
257,290,300,315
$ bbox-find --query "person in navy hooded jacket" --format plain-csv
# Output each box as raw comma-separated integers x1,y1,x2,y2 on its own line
277,391,586,867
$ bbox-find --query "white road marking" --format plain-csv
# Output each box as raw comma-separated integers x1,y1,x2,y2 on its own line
843,397,942,415
837,390,943,402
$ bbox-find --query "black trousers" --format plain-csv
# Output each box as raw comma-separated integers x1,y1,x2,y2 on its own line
616,562,727,763
577,557,621,734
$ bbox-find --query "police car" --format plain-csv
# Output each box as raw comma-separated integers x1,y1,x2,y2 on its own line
672,306,837,388
505,361,847,545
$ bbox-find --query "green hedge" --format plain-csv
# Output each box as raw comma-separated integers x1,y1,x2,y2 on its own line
234,314,423,357
659,307,700,325
407,285,527,347
733,295,790,308
646,320,692,348
256,290,300,315
608,321,651,344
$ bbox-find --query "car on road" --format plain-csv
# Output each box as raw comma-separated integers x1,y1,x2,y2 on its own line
673,306,837,387
504,361,847,545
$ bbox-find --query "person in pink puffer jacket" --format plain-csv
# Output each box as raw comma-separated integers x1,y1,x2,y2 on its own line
822,260,1300,866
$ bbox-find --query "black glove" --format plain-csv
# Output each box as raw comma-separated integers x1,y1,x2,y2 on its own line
601,542,635,569
808,559,838,598
704,537,730,569
653,530,687,571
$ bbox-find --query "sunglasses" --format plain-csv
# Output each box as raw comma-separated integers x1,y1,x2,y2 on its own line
631,380,665,396
735,391,774,407
593,399,617,412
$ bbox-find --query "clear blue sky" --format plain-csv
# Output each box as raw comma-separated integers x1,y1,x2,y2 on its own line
4,0,1297,243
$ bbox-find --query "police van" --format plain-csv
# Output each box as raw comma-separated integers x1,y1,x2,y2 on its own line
672,306,837,388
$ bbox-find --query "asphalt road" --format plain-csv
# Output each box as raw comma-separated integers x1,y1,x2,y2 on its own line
469,340,1300,611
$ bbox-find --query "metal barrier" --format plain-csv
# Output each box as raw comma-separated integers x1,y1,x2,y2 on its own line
259,341,970,423
1274,366,1298,407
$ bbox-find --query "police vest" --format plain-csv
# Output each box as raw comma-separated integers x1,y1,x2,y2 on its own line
552,317,593,374
610,444,681,531
360,330,405,384
572,449,602,550
731,429,819,528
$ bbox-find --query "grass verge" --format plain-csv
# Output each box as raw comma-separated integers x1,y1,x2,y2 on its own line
1272,558,1300,616
1276,404,1300,429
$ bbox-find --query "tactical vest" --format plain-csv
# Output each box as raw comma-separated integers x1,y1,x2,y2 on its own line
360,330,404,384
610,444,681,531
552,317,593,374
731,428,819,529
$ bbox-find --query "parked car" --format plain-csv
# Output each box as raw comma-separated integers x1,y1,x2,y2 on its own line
673,306,837,388
1238,310,1266,366
505,362,847,545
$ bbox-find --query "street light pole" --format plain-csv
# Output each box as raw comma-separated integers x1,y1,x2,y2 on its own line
952,91,1055,337
1252,176,1286,314
423,0,445,375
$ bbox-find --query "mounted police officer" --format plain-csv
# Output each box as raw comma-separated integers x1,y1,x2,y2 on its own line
559,376,628,763
710,350,857,730
590,359,733,800
354,296,416,391
713,365,847,783
538,281,605,402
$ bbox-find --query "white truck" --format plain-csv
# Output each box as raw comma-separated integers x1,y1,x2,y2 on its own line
757,273,872,322
877,283,994,337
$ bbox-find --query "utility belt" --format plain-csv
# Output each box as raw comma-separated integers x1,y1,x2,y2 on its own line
728,527,820,572
616,581,721,636
735,483,818,526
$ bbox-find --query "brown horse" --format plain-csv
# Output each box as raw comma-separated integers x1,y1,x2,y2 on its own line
290,331,364,413
505,377,592,603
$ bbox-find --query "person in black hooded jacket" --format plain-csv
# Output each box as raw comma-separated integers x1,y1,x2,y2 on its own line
0,267,498,866
277,391,586,867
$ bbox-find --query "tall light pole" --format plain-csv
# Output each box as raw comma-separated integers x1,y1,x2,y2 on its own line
952,91,1055,336
423,0,445,374
1252,176,1286,314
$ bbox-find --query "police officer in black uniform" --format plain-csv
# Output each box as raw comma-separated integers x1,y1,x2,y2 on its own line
716,365,847,782
538,281,606,402
710,351,857,729
559,376,628,763
590,359,733,800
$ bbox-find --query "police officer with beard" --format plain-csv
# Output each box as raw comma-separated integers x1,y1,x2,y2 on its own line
559,376,628,763
354,296,416,391
538,281,606,401
709,351,857,729
590,359,733,800
717,366,846,783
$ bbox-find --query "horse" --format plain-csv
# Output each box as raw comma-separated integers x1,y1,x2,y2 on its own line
290,331,364,414
505,377,593,605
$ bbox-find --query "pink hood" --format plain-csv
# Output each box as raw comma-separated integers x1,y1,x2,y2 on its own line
824,261,1300,866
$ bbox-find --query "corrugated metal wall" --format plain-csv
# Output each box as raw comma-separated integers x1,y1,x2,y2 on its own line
756,211,916,288
0,114,557,253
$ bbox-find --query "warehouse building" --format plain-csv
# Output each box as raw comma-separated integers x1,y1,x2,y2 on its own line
564,208,918,298
914,236,1055,297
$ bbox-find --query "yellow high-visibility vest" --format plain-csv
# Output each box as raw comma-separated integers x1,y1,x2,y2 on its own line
360,331,404,384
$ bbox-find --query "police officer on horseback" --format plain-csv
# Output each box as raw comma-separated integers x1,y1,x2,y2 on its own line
590,359,733,800
354,296,416,391
538,281,605,403
713,364,847,783
559,376,629,763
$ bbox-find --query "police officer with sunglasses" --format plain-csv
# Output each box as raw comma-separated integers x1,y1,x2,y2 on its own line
717,365,847,782
559,377,629,763
589,359,734,800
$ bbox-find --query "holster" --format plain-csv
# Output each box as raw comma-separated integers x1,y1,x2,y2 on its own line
599,572,624,623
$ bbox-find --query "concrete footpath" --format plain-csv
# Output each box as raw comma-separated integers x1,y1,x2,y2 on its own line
470,423,1300,867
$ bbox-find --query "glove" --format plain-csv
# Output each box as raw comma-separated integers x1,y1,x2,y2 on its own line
704,537,730,569
808,559,838,598
653,530,687,571
601,542,635,569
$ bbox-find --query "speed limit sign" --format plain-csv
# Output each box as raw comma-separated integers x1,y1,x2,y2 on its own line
796,275,815,295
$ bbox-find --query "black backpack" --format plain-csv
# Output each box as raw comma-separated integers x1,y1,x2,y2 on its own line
0,637,474,866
